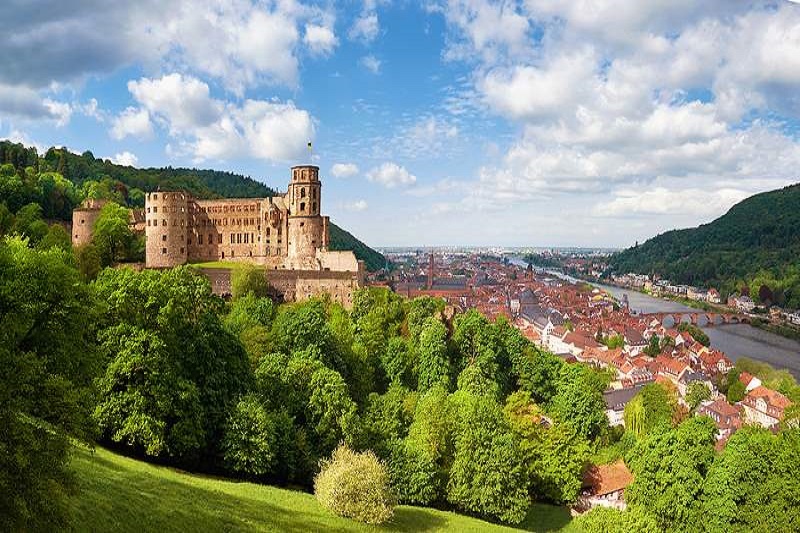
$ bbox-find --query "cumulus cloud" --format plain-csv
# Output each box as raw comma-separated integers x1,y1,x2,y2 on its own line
349,12,379,43
360,55,381,74
340,199,368,211
110,107,153,140
0,84,72,125
122,74,315,162
366,162,417,188
331,162,359,178
304,24,338,56
433,0,800,225
110,151,139,166
0,1,336,94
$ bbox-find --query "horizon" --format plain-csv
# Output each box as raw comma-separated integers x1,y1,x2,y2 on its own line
2,1,800,248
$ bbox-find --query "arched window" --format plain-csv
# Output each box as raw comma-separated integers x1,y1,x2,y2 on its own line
301,188,306,198
300,202,306,212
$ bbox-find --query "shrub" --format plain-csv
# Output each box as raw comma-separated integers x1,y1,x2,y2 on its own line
314,444,395,524
231,265,270,299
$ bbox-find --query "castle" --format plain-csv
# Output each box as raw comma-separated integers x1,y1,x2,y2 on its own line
72,165,364,306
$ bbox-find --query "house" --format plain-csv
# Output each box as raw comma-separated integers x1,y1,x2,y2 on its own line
733,295,755,313
578,461,634,512
602,386,643,427
741,386,792,429
697,398,742,440
678,370,713,399
707,288,721,304
738,371,762,392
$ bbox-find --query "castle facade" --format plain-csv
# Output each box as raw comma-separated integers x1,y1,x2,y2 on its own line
72,165,364,306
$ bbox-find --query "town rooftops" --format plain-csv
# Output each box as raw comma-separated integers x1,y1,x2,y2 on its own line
583,461,634,496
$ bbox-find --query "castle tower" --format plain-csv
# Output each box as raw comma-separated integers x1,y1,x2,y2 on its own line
145,191,189,268
71,198,108,246
287,165,325,262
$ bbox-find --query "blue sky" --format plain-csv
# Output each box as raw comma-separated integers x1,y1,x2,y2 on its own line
2,1,800,248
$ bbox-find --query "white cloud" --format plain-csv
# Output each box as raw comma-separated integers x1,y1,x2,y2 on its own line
360,55,381,74
349,12,379,43
0,1,336,94
304,24,338,56
110,107,153,140
366,162,417,188
123,74,315,162
331,162,359,178
340,199,369,211
0,84,72,125
594,188,751,218
110,151,139,166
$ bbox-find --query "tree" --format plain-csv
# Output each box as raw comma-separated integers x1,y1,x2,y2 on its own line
727,379,746,403
624,383,676,438
643,334,661,357
416,317,450,392
92,267,250,462
231,264,271,299
625,417,717,530
36,224,71,251
315,444,395,525
686,382,712,411
222,394,292,477
0,238,100,530
577,507,659,533
224,292,274,336
550,364,608,439
447,392,530,524
92,202,134,265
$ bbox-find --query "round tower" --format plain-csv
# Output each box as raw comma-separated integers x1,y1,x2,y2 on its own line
145,191,189,268
71,198,108,247
287,165,324,261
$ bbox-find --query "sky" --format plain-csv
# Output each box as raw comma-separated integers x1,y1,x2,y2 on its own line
2,1,800,248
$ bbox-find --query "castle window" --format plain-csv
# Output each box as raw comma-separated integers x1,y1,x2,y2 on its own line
231,251,235,257
267,228,270,236
209,234,213,244
162,235,167,241
221,252,225,258
161,247,167,254
153,206,158,213
198,234,203,245
162,220,167,226
80,219,85,224
218,234,222,243
244,234,248,244
301,188,306,198
312,202,317,212
153,194,158,200
312,189,316,200
300,222,304,227
300,202,305,211
147,207,150,213
180,247,184,254
230,234,235,244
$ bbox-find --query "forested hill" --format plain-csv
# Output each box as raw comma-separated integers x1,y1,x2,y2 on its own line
609,183,800,307
0,141,385,271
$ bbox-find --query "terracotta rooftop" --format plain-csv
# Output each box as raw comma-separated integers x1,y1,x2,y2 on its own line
583,461,634,496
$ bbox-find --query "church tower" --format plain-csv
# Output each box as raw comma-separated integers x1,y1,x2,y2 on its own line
287,165,325,263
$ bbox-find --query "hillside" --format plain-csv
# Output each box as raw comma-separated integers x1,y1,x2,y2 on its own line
69,445,575,533
609,183,800,307
0,141,385,271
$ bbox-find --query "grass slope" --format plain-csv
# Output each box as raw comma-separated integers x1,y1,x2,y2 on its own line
69,445,576,533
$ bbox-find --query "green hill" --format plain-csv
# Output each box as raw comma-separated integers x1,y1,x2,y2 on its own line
0,141,386,271
68,445,575,532
609,183,800,308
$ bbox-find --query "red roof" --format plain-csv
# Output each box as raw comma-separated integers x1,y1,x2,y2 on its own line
583,461,634,496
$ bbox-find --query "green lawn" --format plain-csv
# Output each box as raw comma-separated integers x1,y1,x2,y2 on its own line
188,260,252,270
68,445,578,532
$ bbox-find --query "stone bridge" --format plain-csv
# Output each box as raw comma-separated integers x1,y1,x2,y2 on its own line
638,312,749,328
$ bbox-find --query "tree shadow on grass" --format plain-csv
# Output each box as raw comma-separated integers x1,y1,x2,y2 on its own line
382,507,448,532
517,503,574,532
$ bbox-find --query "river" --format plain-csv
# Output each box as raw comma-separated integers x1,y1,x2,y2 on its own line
590,281,800,379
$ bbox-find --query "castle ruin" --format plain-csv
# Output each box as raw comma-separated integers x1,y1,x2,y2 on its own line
72,165,364,306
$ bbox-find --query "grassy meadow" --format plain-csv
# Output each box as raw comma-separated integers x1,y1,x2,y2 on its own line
68,445,577,533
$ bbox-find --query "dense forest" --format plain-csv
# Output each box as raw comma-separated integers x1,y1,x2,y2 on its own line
0,141,386,271
2,228,799,530
609,183,800,309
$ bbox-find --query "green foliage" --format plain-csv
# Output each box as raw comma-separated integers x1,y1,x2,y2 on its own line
417,317,450,392
328,223,386,272
576,507,660,532
361,384,416,458
677,323,710,347
602,333,625,349
643,334,661,357
686,382,712,411
230,264,270,299
727,379,746,403
0,237,101,530
700,427,800,531
222,394,289,477
550,364,608,439
610,183,800,308
447,392,530,524
625,416,717,530
92,267,250,462
92,202,135,265
624,383,677,438
314,444,395,525
224,292,274,336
